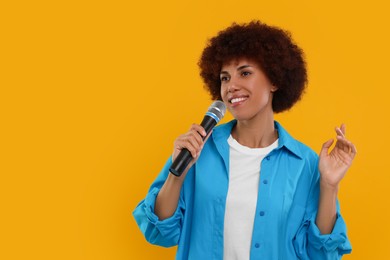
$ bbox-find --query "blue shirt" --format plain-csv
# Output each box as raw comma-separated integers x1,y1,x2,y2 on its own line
133,120,352,259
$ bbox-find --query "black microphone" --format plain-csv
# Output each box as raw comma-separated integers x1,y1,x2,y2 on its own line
169,100,226,177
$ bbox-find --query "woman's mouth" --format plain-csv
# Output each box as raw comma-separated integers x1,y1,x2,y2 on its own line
229,96,248,105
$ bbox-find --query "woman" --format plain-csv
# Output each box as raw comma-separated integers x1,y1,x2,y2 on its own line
133,20,356,259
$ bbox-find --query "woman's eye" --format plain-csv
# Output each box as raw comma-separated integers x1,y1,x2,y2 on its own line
220,76,229,82
242,71,251,76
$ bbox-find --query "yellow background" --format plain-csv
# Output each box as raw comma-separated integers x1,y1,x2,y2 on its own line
1,0,389,259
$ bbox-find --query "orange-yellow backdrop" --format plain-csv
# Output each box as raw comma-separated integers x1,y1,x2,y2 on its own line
1,0,389,259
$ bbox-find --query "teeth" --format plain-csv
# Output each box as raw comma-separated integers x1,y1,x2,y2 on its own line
231,97,247,104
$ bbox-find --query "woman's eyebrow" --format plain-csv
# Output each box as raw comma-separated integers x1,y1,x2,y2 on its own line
237,65,252,70
220,65,252,74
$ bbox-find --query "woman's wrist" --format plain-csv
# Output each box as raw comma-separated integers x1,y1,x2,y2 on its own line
320,177,340,193
167,171,186,185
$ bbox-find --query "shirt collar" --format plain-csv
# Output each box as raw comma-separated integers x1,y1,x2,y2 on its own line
212,120,303,159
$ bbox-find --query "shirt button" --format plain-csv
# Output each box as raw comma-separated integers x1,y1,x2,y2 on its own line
263,180,268,184
255,243,260,248
259,211,265,216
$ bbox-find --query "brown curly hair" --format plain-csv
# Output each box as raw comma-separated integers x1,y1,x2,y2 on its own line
198,20,307,113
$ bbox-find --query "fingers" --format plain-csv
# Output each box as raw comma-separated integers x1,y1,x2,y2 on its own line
173,124,207,160
336,135,357,156
335,123,357,155
335,126,345,138
340,123,346,136
320,139,334,157
204,129,213,143
190,124,207,138
336,144,357,164
350,141,357,155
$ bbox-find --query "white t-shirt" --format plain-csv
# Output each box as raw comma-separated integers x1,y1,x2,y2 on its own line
224,135,278,260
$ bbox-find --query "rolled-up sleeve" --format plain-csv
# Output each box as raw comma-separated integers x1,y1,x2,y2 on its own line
132,158,185,247
294,208,352,259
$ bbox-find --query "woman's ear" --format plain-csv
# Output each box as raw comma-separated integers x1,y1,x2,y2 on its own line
271,85,278,93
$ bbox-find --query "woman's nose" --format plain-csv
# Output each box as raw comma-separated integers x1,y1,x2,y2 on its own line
227,80,240,93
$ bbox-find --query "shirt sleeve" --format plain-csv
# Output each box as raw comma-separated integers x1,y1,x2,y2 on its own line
132,157,186,247
293,159,352,259
293,204,352,259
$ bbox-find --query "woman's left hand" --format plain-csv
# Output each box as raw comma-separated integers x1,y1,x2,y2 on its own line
319,124,357,189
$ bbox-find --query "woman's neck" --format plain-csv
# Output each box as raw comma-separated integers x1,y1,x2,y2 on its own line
232,113,278,148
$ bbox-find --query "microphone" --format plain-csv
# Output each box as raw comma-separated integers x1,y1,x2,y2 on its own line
169,100,226,177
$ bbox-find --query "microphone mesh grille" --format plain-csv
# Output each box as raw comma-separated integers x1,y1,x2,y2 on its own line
208,100,226,121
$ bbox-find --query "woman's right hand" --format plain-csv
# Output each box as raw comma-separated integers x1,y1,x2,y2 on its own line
172,124,210,177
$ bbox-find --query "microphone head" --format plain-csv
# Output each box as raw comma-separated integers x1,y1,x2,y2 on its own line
207,100,226,123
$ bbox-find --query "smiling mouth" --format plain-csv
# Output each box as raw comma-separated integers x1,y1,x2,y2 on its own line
229,96,248,104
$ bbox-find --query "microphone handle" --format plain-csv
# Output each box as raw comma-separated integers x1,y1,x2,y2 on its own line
169,115,217,176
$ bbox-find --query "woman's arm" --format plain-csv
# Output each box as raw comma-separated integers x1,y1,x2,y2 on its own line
155,173,186,220
316,124,357,234
316,181,338,234
155,124,208,220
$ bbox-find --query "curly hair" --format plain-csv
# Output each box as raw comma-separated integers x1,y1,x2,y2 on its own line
198,20,307,113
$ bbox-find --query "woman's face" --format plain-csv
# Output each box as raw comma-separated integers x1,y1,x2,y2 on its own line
220,58,277,122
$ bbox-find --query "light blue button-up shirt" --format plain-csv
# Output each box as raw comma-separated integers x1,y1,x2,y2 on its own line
133,120,352,259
